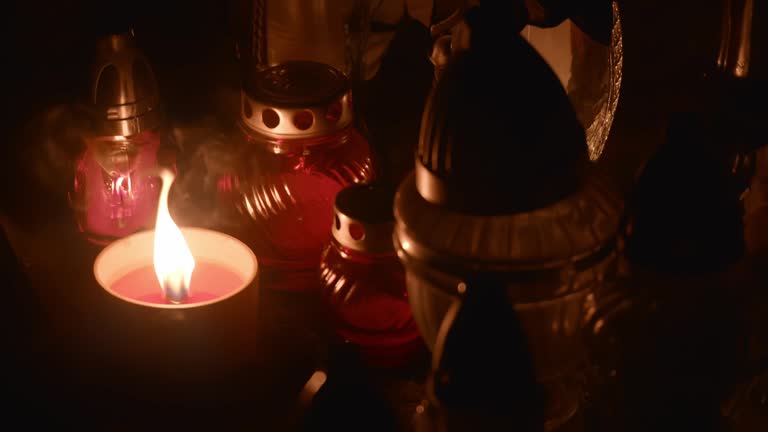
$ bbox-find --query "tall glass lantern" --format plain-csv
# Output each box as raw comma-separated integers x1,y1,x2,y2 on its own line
233,0,373,79
401,4,622,430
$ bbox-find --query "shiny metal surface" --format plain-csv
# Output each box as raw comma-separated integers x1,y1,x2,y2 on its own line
332,183,396,254
523,1,623,161
717,0,755,78
240,62,353,143
395,172,621,299
398,239,611,430
236,0,377,80
90,31,161,137
264,0,358,74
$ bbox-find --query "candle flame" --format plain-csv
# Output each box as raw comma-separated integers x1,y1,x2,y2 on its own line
153,169,195,303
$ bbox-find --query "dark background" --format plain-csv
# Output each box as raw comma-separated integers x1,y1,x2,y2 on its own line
1,0,724,203
0,0,735,430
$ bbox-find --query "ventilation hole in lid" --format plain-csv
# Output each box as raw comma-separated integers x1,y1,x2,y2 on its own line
349,223,365,241
334,215,341,231
293,110,314,130
262,109,280,128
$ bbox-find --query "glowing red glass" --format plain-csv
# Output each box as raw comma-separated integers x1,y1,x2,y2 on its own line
319,238,423,367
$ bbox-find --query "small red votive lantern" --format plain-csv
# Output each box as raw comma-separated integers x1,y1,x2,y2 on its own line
319,183,422,367
320,184,424,366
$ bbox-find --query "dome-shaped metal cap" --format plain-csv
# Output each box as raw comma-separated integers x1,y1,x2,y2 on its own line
240,61,353,142
90,31,161,137
415,5,588,216
332,183,396,254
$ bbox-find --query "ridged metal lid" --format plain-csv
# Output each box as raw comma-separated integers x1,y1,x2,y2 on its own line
395,172,621,274
90,31,161,137
240,61,353,141
332,183,396,254
415,6,588,215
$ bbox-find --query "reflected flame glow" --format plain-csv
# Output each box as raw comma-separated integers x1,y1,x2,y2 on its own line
153,169,195,303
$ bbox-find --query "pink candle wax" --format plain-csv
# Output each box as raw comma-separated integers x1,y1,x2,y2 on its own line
94,228,258,309
110,261,244,306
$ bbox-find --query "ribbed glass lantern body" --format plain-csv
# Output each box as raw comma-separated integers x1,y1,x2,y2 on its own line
234,0,372,79
395,173,621,430
219,127,373,292
320,238,422,366
217,62,375,292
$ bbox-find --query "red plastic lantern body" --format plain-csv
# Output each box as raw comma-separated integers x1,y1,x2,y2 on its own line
218,61,374,292
319,183,422,367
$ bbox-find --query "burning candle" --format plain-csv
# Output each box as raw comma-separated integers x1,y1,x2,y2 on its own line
94,169,257,308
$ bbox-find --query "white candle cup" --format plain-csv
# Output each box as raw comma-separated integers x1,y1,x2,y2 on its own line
94,227,258,309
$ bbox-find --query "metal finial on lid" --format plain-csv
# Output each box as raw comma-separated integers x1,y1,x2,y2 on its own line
331,183,396,254
240,61,353,141
415,6,588,216
90,31,161,137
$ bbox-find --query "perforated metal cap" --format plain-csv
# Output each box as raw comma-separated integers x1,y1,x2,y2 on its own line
240,61,353,141
416,6,588,215
90,31,161,136
332,183,396,254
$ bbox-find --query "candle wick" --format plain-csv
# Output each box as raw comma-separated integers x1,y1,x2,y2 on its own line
163,271,190,304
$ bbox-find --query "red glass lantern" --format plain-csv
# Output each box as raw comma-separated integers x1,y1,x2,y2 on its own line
218,61,374,292
319,183,422,367
69,31,173,245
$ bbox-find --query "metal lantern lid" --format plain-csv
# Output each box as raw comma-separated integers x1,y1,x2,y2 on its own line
395,174,621,293
90,31,162,137
240,61,353,142
332,183,396,254
415,7,589,216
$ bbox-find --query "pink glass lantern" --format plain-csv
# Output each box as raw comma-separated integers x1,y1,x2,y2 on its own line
218,61,374,292
319,183,423,367
69,31,173,245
